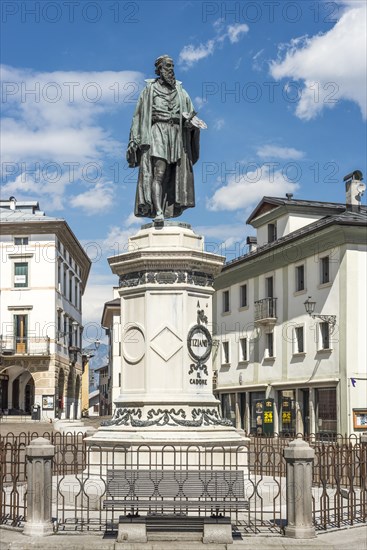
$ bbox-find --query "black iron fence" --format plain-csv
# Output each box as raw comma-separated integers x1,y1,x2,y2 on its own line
0,431,366,535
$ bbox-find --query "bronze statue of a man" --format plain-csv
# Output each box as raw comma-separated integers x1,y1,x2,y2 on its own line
127,55,203,221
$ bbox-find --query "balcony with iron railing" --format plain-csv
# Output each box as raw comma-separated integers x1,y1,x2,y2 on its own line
0,336,50,356
254,297,277,325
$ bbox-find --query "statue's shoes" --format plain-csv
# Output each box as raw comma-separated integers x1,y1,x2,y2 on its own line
154,213,164,222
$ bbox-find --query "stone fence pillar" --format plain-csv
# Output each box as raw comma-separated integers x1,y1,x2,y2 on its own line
283,438,315,539
23,437,55,537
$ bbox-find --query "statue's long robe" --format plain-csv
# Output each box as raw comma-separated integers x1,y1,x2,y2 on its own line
127,79,200,219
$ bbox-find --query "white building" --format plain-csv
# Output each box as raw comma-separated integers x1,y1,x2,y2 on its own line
213,173,367,437
101,296,121,413
0,198,91,420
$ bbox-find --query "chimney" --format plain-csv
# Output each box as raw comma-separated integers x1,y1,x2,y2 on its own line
344,170,365,209
9,196,17,211
246,235,257,253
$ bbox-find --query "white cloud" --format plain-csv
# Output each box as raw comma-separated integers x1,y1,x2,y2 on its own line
178,40,216,68
214,118,225,130
80,214,140,328
70,181,115,214
1,66,143,127
193,223,251,261
234,57,242,70
82,282,115,331
100,216,142,257
257,145,305,160
269,2,367,120
207,165,299,211
227,23,249,44
79,215,139,262
124,211,140,227
213,18,225,31
1,120,120,163
0,65,143,212
194,96,207,110
1,167,82,211
252,49,265,72
179,23,249,68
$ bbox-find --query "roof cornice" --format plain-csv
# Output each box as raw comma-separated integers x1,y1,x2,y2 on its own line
246,196,347,226
0,218,91,289
215,218,366,288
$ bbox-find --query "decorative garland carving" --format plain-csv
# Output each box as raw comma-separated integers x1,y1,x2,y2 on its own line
119,270,214,288
188,363,208,376
101,407,233,428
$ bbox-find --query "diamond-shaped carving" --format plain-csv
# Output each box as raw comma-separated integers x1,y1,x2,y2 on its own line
150,326,182,362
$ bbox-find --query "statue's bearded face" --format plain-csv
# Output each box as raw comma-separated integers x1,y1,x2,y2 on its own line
160,59,176,88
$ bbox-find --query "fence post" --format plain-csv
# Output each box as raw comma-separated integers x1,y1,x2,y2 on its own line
361,433,367,487
23,437,55,537
283,438,315,539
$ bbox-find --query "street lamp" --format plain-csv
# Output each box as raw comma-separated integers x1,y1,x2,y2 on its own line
82,339,100,355
304,296,336,330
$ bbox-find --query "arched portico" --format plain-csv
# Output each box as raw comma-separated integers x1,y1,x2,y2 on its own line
0,365,35,414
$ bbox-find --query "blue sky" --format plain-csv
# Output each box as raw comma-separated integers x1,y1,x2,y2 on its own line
1,0,366,336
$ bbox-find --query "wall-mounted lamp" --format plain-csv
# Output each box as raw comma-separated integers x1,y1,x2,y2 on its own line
304,296,336,329
82,339,100,354
68,345,79,365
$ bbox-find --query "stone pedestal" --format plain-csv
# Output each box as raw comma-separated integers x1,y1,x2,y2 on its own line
118,516,147,543
23,437,55,537
86,222,248,461
283,439,316,539
203,517,232,544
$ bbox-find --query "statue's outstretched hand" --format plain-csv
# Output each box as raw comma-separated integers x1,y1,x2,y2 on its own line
182,111,207,130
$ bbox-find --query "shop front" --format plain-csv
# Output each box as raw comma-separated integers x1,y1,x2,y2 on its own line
218,384,338,437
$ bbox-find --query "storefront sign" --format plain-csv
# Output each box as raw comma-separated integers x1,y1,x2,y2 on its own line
255,399,274,435
263,399,274,435
282,397,292,425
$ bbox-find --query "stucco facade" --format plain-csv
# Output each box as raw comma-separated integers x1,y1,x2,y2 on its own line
213,181,366,436
0,198,90,420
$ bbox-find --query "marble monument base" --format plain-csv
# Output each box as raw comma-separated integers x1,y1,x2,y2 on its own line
86,222,249,465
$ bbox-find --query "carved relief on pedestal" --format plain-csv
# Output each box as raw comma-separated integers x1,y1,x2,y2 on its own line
119,270,214,288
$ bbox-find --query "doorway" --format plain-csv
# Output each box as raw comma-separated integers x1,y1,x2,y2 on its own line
24,377,35,414
14,314,28,353
12,378,20,410
301,388,310,436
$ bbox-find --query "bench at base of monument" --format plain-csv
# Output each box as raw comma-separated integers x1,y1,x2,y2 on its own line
118,513,232,543
103,468,248,544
